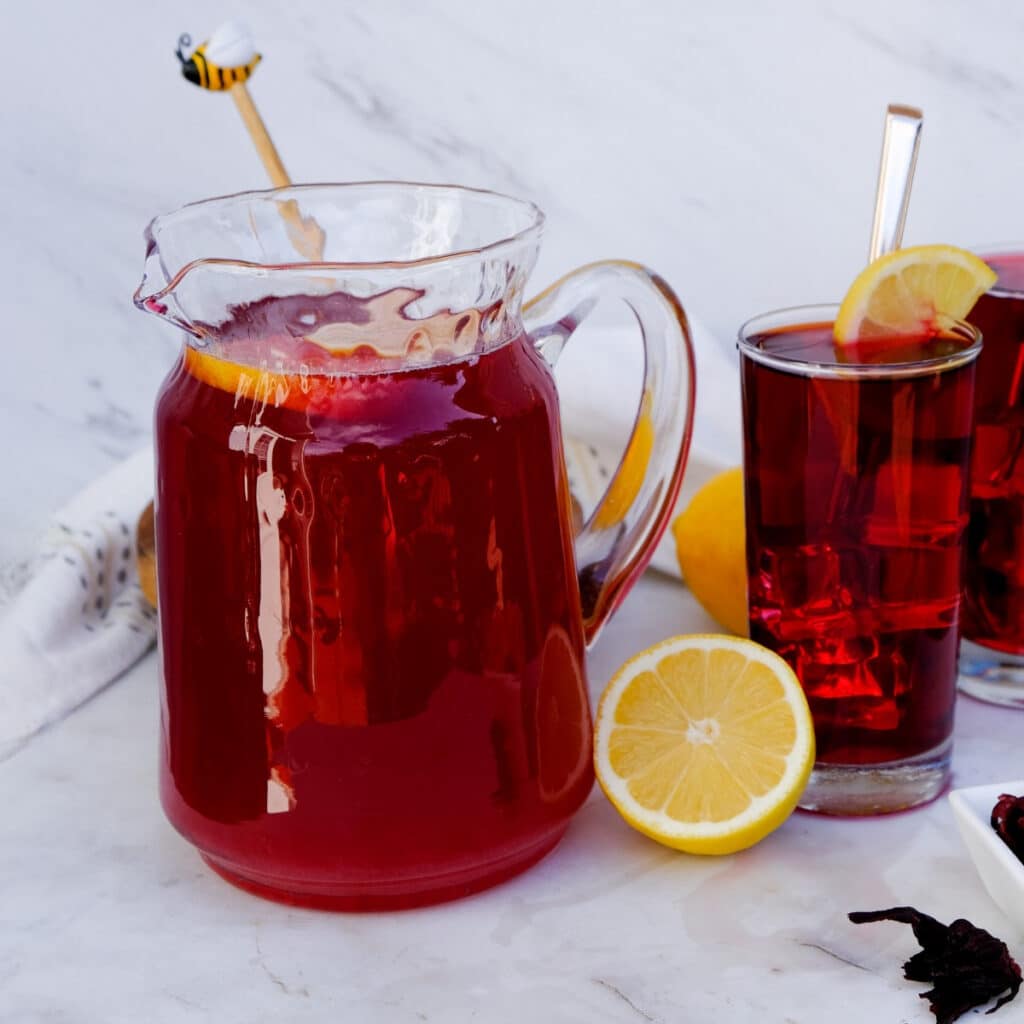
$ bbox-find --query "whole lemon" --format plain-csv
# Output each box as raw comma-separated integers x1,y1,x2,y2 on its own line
672,467,748,636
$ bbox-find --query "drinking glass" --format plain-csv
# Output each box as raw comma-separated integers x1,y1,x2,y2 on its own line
740,306,980,815
959,247,1024,705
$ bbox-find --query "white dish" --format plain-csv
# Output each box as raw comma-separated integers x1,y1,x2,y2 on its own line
949,780,1024,932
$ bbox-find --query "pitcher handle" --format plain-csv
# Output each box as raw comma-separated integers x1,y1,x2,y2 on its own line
523,260,697,647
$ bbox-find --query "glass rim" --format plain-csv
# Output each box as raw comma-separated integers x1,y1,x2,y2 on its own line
145,181,546,273
737,303,982,379
971,242,1024,297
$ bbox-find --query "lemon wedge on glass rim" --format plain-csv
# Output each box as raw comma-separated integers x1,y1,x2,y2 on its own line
833,244,996,341
594,634,814,855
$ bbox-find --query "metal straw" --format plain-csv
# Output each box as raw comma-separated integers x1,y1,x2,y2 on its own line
868,104,923,261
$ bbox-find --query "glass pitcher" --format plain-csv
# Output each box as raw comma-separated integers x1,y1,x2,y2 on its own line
135,183,696,910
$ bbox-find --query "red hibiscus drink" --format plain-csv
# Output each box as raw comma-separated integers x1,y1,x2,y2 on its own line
740,306,980,815
960,250,1024,705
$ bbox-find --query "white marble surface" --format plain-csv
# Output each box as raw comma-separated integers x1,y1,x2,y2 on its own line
7,1,1024,1020
4,575,1024,1023
6,0,1024,559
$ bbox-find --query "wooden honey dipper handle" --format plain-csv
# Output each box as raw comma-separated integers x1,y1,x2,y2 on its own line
136,502,157,607
229,82,290,187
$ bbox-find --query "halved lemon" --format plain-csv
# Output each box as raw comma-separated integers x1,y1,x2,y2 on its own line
833,244,996,342
672,467,747,636
594,634,814,855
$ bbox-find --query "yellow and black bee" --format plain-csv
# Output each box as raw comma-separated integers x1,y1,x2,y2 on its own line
176,21,261,91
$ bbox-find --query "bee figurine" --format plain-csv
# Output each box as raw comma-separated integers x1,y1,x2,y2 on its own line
176,20,261,91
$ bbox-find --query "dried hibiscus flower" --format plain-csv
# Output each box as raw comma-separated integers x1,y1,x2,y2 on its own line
992,793,1024,864
849,907,1021,1024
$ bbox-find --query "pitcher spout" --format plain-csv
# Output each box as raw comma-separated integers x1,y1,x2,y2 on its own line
133,223,203,336
133,182,544,363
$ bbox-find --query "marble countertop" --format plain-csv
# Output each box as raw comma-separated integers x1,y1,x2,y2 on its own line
6,1,1024,1020
5,574,1024,1023
7,0,1024,560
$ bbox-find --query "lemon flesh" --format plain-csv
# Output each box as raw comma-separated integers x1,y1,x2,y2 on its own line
595,634,814,855
834,244,996,342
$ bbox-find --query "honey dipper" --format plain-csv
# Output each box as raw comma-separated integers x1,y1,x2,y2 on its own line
138,21,320,607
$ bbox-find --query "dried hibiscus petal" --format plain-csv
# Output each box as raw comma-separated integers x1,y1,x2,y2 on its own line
849,907,1021,1024
992,793,1024,864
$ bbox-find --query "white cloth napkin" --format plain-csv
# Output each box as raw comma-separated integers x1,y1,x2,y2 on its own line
0,312,738,756
0,448,157,758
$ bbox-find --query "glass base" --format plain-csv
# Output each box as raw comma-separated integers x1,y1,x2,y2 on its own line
200,827,567,912
798,737,951,816
958,638,1024,707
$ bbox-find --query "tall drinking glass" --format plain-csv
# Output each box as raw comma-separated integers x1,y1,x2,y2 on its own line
740,306,980,815
960,247,1024,705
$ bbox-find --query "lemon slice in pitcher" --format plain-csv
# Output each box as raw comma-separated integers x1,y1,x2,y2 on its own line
594,634,814,855
833,244,996,341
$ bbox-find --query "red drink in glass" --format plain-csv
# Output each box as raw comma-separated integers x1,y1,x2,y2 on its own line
960,252,1024,704
156,336,593,909
740,307,980,814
